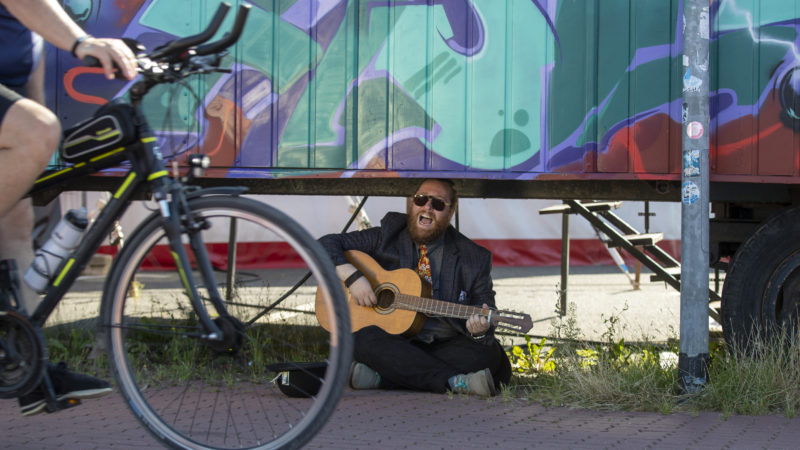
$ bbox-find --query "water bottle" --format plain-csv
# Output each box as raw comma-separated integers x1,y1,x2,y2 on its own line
24,207,89,292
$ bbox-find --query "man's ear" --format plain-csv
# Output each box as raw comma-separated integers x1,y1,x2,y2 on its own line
447,205,457,222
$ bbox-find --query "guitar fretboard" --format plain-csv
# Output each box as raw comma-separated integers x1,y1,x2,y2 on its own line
393,293,484,320
389,291,532,333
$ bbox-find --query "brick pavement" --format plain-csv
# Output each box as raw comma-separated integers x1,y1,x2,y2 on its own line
3,388,800,449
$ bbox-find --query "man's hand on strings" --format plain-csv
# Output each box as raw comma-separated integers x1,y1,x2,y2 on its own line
336,263,376,307
348,276,376,307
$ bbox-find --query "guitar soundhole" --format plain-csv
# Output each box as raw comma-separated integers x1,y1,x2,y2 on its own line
375,288,396,309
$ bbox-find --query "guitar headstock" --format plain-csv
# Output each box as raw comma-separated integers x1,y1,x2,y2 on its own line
491,310,533,334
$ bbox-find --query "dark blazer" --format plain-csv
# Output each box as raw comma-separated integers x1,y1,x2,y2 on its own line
319,211,497,342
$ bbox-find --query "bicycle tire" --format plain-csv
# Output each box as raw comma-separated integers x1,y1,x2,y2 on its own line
102,195,351,449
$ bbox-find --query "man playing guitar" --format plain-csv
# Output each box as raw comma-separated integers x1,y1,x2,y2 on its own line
319,179,514,396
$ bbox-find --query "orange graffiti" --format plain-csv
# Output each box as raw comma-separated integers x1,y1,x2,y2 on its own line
63,67,109,105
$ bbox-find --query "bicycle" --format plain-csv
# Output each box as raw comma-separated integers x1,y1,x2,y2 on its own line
0,3,352,449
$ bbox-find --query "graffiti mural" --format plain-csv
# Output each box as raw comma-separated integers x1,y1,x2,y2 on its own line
47,0,800,181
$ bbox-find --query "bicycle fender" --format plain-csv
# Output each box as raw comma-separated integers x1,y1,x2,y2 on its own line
186,186,248,200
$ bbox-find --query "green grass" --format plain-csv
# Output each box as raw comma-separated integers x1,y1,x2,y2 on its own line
44,324,108,376
701,330,800,417
504,302,800,417
43,318,332,388
46,298,800,417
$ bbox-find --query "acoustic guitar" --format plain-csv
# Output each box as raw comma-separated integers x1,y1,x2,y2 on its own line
315,250,533,336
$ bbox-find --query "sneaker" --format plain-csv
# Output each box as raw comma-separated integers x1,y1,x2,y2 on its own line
349,362,381,390
449,368,497,397
19,362,112,416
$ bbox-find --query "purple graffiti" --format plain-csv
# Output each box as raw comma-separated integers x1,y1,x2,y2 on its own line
436,0,484,56
367,0,485,56
282,0,346,31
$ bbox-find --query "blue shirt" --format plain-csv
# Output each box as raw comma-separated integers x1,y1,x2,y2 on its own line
0,5,43,87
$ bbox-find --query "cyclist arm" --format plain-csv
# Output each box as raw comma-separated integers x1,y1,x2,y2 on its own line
0,0,136,80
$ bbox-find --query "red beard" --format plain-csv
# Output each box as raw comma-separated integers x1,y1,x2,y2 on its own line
407,212,449,244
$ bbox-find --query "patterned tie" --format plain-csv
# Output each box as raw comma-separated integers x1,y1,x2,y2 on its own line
417,244,432,285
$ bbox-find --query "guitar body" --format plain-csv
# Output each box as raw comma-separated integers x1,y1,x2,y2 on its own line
315,250,431,336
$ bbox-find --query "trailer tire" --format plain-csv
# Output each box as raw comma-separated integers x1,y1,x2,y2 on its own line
722,205,800,353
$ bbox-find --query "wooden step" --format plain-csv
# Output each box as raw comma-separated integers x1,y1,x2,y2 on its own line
650,266,681,282
539,201,622,215
650,268,725,284
605,232,664,248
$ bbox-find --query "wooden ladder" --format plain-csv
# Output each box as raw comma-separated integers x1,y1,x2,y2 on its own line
539,200,722,323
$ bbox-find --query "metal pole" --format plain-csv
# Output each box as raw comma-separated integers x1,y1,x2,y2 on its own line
679,0,710,394
225,218,238,302
560,213,569,316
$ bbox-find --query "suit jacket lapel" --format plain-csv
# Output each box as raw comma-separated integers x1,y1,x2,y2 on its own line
398,227,416,269
439,228,459,302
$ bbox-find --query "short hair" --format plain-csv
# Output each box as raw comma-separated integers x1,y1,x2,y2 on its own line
413,178,458,208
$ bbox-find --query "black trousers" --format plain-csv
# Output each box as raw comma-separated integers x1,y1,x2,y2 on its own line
353,326,511,393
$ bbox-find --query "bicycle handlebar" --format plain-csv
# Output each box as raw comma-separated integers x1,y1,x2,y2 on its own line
148,2,231,61
83,2,249,78
194,4,251,56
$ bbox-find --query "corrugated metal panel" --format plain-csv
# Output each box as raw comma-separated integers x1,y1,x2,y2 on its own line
45,0,800,185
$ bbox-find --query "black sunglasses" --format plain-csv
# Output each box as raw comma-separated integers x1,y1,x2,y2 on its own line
412,194,450,211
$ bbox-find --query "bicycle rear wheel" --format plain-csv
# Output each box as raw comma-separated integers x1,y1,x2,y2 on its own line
102,195,351,449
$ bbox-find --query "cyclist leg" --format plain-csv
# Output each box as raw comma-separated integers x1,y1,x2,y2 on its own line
0,199,36,313
0,83,59,314
0,48,56,315
0,95,59,215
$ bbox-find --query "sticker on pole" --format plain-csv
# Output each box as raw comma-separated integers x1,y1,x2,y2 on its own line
683,150,700,177
699,9,710,40
687,121,704,139
682,181,700,205
683,68,702,92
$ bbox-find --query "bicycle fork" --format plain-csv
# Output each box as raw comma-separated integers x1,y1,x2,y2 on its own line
151,180,232,343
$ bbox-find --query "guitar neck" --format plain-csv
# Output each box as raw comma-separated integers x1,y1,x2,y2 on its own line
392,293,533,333
394,293,482,320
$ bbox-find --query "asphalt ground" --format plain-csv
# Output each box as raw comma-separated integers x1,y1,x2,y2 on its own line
45,264,708,343
3,265,785,450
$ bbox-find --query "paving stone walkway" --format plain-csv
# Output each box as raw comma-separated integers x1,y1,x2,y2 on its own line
2,388,799,449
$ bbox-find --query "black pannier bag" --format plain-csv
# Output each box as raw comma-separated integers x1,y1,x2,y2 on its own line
61,99,138,164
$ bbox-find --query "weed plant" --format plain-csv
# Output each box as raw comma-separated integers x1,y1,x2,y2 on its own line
505,302,800,417
701,328,800,417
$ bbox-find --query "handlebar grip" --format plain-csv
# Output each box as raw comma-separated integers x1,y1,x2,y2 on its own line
83,55,100,67
81,56,131,80
81,38,144,80
194,4,251,56
149,2,231,60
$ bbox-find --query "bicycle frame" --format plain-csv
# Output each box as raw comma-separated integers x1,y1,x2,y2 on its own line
27,99,228,341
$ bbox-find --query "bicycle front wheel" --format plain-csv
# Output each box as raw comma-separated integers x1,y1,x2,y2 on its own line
102,195,351,449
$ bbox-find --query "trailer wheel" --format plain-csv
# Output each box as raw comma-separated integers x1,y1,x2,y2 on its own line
722,205,800,352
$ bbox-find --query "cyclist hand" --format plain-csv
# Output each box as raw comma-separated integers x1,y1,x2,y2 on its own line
74,37,138,80
349,277,376,307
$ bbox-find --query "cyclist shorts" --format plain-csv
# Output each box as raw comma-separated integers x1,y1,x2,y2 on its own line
0,83,22,127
